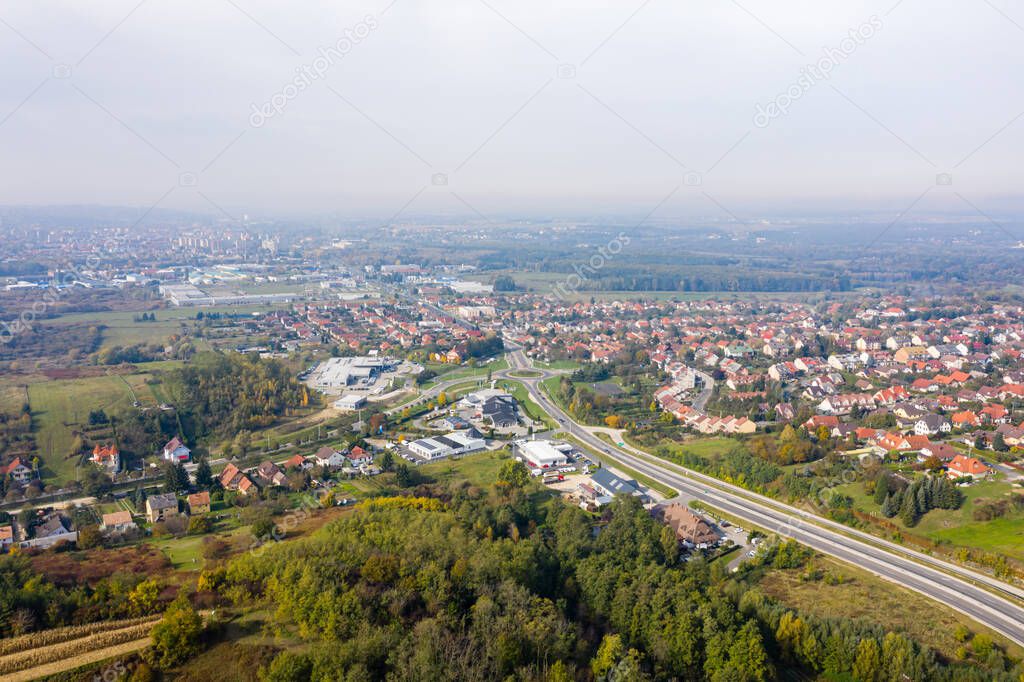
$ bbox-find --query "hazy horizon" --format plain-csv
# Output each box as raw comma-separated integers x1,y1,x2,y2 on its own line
1,1,1022,222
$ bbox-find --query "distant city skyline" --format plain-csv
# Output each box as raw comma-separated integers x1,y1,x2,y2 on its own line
0,1,1022,222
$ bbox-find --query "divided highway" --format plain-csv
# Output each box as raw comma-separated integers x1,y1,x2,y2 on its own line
499,347,1024,647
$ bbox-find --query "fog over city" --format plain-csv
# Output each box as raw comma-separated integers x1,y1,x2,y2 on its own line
1,1,1022,219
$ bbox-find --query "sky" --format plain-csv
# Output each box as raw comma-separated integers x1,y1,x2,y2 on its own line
0,1,1022,223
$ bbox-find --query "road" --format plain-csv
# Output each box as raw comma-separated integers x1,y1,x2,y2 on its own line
691,368,714,411
502,346,1024,647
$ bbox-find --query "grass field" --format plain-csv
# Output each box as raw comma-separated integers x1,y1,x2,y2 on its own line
45,304,293,352
419,449,508,486
834,477,1024,561
421,358,508,387
759,554,1024,659
499,380,557,430
28,375,144,482
0,380,30,414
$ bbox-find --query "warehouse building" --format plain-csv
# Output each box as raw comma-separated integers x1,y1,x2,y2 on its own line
408,430,486,460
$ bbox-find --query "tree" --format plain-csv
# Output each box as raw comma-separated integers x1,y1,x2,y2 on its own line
852,638,882,682
394,463,412,487
129,579,160,616
591,633,625,679
260,651,312,682
148,596,204,669
659,524,679,564
993,432,1008,452
163,462,189,493
194,457,213,488
134,485,147,511
872,474,889,506
379,451,394,472
899,489,919,527
77,524,103,549
728,620,770,681
881,492,899,518
496,460,530,489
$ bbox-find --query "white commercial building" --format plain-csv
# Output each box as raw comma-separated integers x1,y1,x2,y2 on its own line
333,394,367,411
408,431,486,460
310,356,394,390
516,439,570,469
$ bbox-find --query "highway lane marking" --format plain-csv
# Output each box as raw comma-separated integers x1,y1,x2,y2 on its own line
516,372,1024,645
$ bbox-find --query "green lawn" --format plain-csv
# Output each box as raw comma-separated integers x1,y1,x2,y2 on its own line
150,534,206,570
499,380,557,430
419,449,508,486
421,358,508,388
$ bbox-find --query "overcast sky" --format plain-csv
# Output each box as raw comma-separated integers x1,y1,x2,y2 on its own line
0,1,1022,222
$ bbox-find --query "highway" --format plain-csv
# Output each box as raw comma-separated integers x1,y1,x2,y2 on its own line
499,346,1024,647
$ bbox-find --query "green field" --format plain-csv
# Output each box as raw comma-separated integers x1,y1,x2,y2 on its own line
499,380,557,430
419,449,508,486
28,375,148,482
45,304,293,352
834,477,1024,561
421,358,508,387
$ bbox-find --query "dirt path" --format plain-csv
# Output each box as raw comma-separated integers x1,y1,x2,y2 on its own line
3,637,151,682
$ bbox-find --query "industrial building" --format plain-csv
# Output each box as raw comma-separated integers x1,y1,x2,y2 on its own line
408,430,486,460
515,439,570,470
309,356,395,390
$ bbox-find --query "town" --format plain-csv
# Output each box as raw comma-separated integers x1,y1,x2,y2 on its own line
1,214,1024,679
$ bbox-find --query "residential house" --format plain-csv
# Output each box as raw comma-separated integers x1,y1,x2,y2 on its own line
919,442,959,463
255,461,287,487
347,446,373,467
283,453,311,470
659,503,721,549
3,457,32,485
187,491,211,515
100,510,136,533
219,463,255,494
162,436,191,463
90,444,120,474
947,455,989,480
952,411,981,429
311,446,347,469
913,414,951,436
27,512,76,549
146,493,180,523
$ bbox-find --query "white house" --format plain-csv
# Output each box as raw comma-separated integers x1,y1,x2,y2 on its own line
162,437,191,462
312,446,347,469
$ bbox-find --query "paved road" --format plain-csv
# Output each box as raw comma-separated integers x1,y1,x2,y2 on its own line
503,347,1024,647
691,368,715,411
